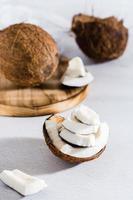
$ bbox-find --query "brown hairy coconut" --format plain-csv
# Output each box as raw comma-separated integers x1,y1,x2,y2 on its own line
43,115,106,163
0,23,59,87
72,14,128,62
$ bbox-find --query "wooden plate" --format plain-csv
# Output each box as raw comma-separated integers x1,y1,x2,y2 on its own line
0,56,89,117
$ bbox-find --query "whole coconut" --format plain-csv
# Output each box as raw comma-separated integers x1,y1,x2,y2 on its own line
72,14,128,62
0,23,59,86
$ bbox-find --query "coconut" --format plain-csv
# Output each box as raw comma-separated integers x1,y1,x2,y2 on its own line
0,23,59,87
71,14,128,62
43,115,107,163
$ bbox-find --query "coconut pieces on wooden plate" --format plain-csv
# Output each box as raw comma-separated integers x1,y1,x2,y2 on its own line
61,57,94,87
43,104,109,163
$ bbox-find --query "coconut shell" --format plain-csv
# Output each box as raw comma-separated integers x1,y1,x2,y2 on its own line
72,14,128,62
43,115,106,163
0,23,59,87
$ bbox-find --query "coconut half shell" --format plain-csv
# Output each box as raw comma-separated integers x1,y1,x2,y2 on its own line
72,14,128,62
43,115,106,163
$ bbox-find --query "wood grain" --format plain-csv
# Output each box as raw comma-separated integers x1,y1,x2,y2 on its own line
0,56,89,117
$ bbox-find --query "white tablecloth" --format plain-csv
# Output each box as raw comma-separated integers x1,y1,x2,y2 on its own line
0,0,133,199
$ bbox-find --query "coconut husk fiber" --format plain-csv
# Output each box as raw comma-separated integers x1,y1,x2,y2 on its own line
72,14,128,62
0,23,59,87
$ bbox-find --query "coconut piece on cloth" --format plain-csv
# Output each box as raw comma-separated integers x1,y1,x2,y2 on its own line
0,169,47,196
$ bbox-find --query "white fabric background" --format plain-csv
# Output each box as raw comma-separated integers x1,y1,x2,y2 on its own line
0,0,133,199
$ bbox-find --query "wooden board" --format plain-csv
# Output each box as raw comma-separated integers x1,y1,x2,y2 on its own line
0,56,89,117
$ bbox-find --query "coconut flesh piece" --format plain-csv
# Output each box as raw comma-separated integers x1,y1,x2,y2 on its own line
61,57,94,87
62,72,94,87
60,106,99,147
59,128,95,147
65,57,86,77
45,120,109,158
0,169,47,196
62,119,99,135
72,105,100,125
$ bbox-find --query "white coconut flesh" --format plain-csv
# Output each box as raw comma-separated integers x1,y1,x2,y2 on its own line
72,105,100,125
45,120,109,158
59,128,96,147
62,119,99,135
62,72,94,87
61,56,94,87
65,57,86,77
